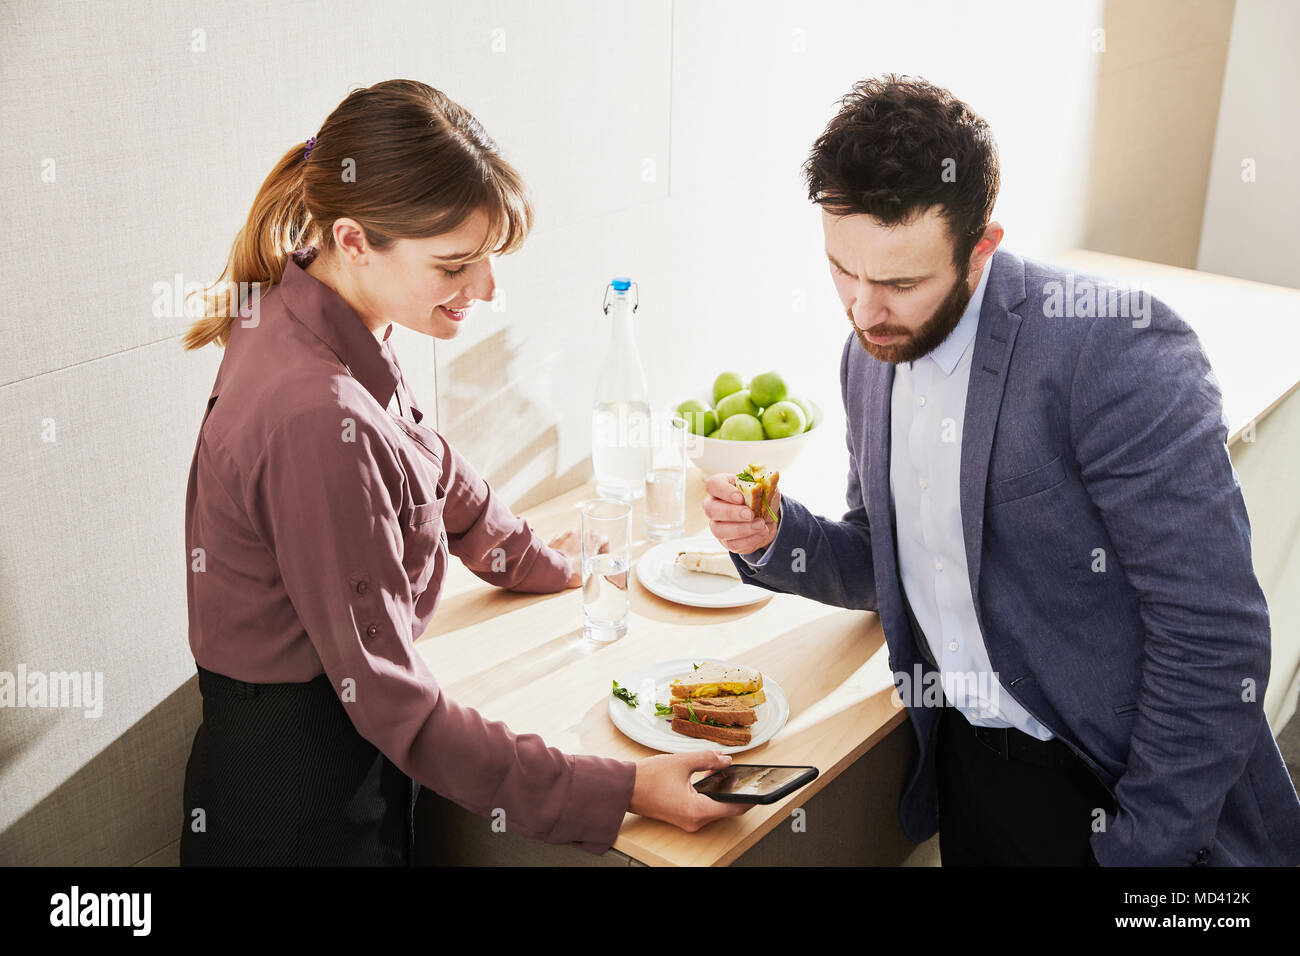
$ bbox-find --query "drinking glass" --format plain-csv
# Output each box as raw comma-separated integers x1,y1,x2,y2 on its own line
579,497,631,642
644,414,687,541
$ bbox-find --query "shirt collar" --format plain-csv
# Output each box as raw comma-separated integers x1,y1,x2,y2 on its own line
278,247,400,410
915,257,993,376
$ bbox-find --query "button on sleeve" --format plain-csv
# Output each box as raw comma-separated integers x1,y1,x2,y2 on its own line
246,405,634,852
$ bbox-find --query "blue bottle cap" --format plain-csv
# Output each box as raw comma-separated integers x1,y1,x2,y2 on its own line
611,277,632,291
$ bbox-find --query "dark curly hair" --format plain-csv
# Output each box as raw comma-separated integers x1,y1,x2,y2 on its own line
802,74,1000,269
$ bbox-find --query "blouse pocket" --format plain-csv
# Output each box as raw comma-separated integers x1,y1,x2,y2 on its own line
408,497,445,527
402,492,446,596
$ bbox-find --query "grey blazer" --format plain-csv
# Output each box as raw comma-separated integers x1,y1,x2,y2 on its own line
730,246,1300,866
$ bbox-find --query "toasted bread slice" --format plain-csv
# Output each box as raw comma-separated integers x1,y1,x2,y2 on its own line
670,663,763,700
670,717,752,746
736,463,780,522
671,698,757,726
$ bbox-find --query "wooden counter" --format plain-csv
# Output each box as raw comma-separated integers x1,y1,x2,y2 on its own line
413,462,907,867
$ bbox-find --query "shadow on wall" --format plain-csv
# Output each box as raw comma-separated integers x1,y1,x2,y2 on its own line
438,326,594,515
0,676,202,866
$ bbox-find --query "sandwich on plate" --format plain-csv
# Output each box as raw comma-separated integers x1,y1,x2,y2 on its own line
736,463,780,523
669,662,765,746
673,549,741,580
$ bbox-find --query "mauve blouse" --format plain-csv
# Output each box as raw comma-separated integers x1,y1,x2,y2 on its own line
184,246,636,854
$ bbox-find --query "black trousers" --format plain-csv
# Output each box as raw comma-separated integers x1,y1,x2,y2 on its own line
181,666,419,866
936,696,1113,866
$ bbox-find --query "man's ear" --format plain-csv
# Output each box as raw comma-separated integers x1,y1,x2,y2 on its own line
970,222,1005,269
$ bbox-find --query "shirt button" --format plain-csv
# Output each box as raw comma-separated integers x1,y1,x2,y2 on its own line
934,559,943,571
917,396,926,407
356,581,369,594
948,641,958,652
919,478,928,490
365,624,378,638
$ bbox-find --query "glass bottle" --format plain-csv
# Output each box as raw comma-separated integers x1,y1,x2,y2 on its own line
591,277,651,501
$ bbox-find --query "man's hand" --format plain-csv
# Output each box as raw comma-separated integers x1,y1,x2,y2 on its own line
703,472,780,554
628,751,754,831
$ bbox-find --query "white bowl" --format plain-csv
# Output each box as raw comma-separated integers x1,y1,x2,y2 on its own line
671,392,824,479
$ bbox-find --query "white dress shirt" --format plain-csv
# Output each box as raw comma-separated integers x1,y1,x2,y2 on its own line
887,263,1052,738
745,261,1052,739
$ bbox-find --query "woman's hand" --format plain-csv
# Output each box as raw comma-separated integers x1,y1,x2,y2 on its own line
628,751,753,831
548,528,613,589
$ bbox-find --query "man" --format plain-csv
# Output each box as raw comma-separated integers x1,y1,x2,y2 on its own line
705,74,1300,866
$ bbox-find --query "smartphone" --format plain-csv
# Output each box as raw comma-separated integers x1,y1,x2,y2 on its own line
693,764,819,804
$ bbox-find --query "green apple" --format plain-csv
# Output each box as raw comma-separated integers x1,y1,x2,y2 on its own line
715,388,760,424
675,399,718,436
761,401,807,439
788,394,817,432
747,370,788,408
712,371,745,405
718,413,764,441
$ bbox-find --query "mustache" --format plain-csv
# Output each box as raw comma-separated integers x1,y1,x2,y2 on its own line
848,314,909,338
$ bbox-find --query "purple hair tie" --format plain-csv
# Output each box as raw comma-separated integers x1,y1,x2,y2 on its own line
304,135,317,161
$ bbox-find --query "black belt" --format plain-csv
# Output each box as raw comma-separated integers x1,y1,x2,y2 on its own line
967,715,1075,770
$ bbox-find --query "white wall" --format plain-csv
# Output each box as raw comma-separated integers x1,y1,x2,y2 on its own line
1198,0,1300,287
442,0,1107,519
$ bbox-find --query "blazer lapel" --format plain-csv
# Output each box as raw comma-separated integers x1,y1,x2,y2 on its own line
865,358,894,532
959,250,1026,624
865,356,898,598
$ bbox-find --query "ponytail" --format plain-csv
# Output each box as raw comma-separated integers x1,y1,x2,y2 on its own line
181,142,317,351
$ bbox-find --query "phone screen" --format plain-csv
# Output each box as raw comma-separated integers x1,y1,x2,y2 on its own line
693,764,815,798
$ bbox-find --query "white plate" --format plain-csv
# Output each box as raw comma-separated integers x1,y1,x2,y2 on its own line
636,534,771,608
608,658,789,754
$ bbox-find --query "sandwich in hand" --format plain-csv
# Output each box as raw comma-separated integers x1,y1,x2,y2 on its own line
668,663,765,746
736,463,780,523
673,549,742,580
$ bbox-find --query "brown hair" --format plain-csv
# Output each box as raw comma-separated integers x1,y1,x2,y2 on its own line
183,79,533,350
802,73,999,268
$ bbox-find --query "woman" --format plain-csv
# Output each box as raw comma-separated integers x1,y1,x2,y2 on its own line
179,79,747,865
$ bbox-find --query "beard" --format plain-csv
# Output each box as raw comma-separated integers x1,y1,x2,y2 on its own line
851,261,974,364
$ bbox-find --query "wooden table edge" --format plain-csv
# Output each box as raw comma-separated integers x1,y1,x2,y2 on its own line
609,691,909,867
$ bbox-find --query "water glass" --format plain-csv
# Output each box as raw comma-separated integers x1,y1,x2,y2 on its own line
644,414,687,540
579,497,631,642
